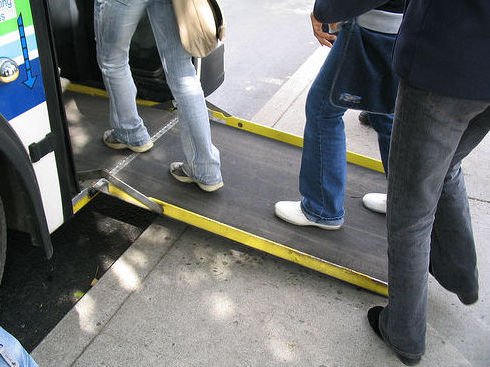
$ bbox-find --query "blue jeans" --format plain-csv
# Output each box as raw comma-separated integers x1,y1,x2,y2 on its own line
299,28,393,225
379,81,490,359
94,0,222,185
0,327,38,367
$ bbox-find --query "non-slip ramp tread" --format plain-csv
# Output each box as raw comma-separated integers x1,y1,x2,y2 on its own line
117,122,389,282
63,90,176,172
65,89,389,286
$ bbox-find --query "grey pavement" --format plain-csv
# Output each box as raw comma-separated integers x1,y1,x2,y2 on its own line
33,49,489,366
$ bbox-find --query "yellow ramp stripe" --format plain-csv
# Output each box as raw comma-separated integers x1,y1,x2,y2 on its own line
66,83,159,107
210,110,385,173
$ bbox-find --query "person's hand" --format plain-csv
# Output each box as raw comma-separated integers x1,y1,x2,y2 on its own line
310,13,337,48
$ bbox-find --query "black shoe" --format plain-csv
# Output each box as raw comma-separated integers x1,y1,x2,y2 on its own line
457,292,478,305
358,111,371,126
367,306,422,366
367,306,384,339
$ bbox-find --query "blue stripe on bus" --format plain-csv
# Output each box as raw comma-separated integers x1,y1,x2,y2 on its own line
0,57,46,121
1,33,38,60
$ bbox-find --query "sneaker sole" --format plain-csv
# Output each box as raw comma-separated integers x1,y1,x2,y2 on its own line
197,181,224,192
128,142,154,153
277,214,341,230
170,171,194,183
275,206,342,231
170,163,223,192
103,138,153,153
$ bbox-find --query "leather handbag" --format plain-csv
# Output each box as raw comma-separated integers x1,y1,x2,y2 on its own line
172,0,225,58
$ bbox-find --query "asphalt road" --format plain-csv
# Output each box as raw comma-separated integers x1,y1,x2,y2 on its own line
208,0,317,119
0,0,317,353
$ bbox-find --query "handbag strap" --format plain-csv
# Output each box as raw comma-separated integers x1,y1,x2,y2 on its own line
208,0,225,40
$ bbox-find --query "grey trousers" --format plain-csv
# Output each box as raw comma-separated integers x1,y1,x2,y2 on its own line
379,81,490,359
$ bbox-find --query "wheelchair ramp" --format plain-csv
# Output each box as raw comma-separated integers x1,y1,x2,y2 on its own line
65,88,388,295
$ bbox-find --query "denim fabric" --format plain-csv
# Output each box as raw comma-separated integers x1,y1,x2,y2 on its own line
330,22,399,115
367,112,392,174
380,81,490,359
94,0,222,185
0,327,38,367
299,27,393,225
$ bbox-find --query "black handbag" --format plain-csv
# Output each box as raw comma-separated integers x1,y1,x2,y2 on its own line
329,20,399,115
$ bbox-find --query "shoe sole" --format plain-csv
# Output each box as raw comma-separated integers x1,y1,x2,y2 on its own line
197,181,224,192
170,164,223,192
103,138,153,153
170,170,194,183
275,207,342,231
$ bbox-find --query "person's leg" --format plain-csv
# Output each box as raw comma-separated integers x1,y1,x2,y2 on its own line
367,113,393,174
430,106,490,299
298,31,349,226
94,0,151,146
0,327,38,367
147,0,221,185
360,113,393,214
378,81,490,360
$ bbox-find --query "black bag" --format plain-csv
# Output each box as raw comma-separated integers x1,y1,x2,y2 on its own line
329,20,399,115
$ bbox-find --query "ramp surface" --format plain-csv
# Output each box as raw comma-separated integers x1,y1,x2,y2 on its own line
65,90,389,292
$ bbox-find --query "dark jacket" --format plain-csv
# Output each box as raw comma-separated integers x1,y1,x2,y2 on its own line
394,0,490,100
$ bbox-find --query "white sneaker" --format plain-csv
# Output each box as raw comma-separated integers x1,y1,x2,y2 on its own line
274,201,342,230
362,193,387,214
102,130,154,153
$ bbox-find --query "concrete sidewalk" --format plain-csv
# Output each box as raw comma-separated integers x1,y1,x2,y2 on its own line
33,49,489,366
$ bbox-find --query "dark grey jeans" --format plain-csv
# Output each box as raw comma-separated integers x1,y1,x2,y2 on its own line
379,81,490,359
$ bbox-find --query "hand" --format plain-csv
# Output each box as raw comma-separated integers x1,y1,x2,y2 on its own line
310,13,337,48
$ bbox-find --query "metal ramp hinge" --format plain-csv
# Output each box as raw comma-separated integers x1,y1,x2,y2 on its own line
77,169,163,214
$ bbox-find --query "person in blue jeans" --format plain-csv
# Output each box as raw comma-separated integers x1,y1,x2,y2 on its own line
275,0,403,229
367,0,490,365
94,0,223,192
0,327,38,367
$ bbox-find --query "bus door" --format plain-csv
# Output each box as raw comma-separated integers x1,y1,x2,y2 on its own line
0,0,77,254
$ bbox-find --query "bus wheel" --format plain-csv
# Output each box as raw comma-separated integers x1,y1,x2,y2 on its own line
0,196,6,284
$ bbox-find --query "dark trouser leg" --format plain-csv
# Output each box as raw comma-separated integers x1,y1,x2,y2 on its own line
379,81,490,359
